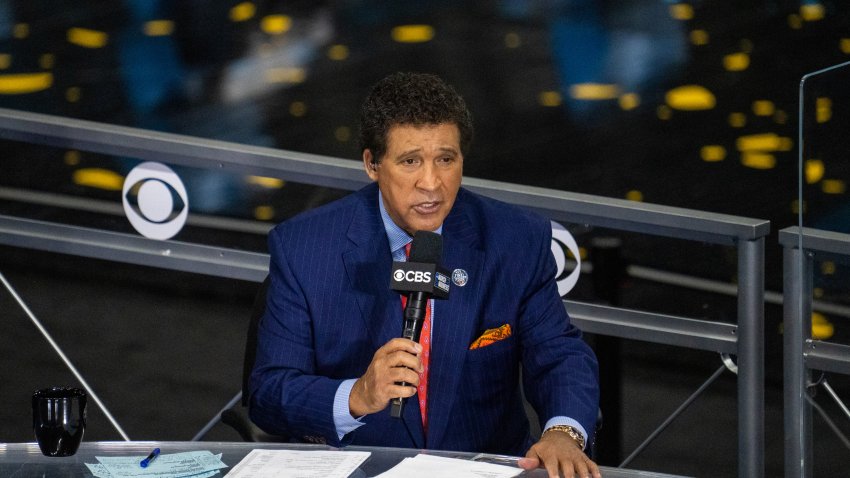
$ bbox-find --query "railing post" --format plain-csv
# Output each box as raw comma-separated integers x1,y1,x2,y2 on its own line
737,237,764,478
783,244,813,478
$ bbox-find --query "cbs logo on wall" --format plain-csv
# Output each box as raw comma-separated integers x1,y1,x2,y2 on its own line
550,221,581,297
122,162,189,240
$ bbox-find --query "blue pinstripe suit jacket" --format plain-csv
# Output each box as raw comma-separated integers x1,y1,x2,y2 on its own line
250,182,599,456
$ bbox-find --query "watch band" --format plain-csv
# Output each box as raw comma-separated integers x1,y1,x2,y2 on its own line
542,424,586,450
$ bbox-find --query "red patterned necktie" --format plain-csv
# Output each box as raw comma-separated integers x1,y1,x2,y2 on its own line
402,242,431,432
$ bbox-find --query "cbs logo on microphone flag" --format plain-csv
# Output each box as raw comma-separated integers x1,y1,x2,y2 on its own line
122,162,189,240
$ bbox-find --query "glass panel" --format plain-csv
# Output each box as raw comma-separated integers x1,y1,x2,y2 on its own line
0,250,256,442
800,61,850,325
0,139,351,251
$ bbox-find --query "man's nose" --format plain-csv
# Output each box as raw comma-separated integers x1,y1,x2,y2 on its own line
416,161,441,190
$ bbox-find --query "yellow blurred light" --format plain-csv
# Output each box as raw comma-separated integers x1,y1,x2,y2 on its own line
262,15,292,34
13,23,29,39
576,247,588,260
391,25,435,43
619,93,640,110
230,2,256,22
265,67,306,84
254,205,275,221
801,3,825,21
841,38,850,54
741,152,776,169
335,126,351,142
821,261,836,275
67,28,108,48
814,287,824,298
64,150,81,166
289,101,307,117
723,52,749,71
728,112,747,128
791,199,806,214
665,85,716,110
811,312,834,340
73,168,124,191
752,100,775,116
788,14,803,29
143,20,174,36
657,104,672,120
0,54,10,70
736,133,790,152
625,190,644,202
39,54,54,69
570,83,620,100
65,86,81,102
327,44,349,61
538,91,562,107
805,159,824,184
816,97,832,123
505,32,521,48
67,28,107,49
246,176,284,189
700,145,726,162
669,3,694,20
0,72,53,94
690,29,709,45
822,179,846,194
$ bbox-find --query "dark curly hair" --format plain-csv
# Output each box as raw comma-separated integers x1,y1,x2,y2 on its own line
358,72,474,163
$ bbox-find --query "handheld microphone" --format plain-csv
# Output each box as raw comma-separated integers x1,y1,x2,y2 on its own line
389,230,450,418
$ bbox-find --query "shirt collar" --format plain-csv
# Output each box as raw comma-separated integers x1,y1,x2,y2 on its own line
378,193,443,258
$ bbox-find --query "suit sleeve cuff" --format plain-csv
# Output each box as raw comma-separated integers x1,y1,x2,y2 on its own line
333,379,365,440
543,416,588,450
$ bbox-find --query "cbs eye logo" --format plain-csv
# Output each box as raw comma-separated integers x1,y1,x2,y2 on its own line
550,221,581,297
122,162,189,240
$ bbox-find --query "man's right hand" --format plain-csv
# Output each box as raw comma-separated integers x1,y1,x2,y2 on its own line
349,338,423,417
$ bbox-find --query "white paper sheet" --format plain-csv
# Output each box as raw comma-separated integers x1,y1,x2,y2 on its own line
223,449,371,478
372,454,523,478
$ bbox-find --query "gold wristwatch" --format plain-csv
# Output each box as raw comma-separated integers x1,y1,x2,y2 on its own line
542,425,586,449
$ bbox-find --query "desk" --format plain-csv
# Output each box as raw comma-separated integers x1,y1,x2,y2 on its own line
0,442,689,477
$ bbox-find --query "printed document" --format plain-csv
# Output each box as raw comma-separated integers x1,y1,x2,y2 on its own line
224,449,371,478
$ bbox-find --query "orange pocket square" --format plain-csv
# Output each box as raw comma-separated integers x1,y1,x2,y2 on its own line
469,324,512,350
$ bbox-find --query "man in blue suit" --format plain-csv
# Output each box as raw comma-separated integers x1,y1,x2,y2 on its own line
251,72,600,478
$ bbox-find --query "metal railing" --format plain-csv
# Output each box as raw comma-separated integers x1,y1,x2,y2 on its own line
781,226,850,478
0,107,769,477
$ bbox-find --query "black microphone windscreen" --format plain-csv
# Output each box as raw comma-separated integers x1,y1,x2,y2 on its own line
409,230,442,264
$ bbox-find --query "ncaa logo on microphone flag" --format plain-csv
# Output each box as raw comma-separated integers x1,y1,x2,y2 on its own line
550,221,581,296
122,162,189,240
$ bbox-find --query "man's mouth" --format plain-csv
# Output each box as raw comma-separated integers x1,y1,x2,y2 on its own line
412,201,441,214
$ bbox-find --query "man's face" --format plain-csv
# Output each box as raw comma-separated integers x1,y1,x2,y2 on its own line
363,123,463,236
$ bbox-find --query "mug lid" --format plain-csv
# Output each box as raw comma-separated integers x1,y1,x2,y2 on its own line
33,387,86,399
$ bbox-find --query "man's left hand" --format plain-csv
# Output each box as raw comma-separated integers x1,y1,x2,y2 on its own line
518,430,601,478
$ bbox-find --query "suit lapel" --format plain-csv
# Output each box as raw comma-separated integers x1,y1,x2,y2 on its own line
341,185,401,350
424,194,485,448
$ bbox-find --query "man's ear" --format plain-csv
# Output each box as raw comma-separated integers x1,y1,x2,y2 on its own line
363,150,379,180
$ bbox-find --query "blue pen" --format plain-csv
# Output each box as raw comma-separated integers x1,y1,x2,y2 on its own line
140,448,161,468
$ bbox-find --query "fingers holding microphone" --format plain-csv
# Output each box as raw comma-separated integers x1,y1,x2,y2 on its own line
349,338,422,416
